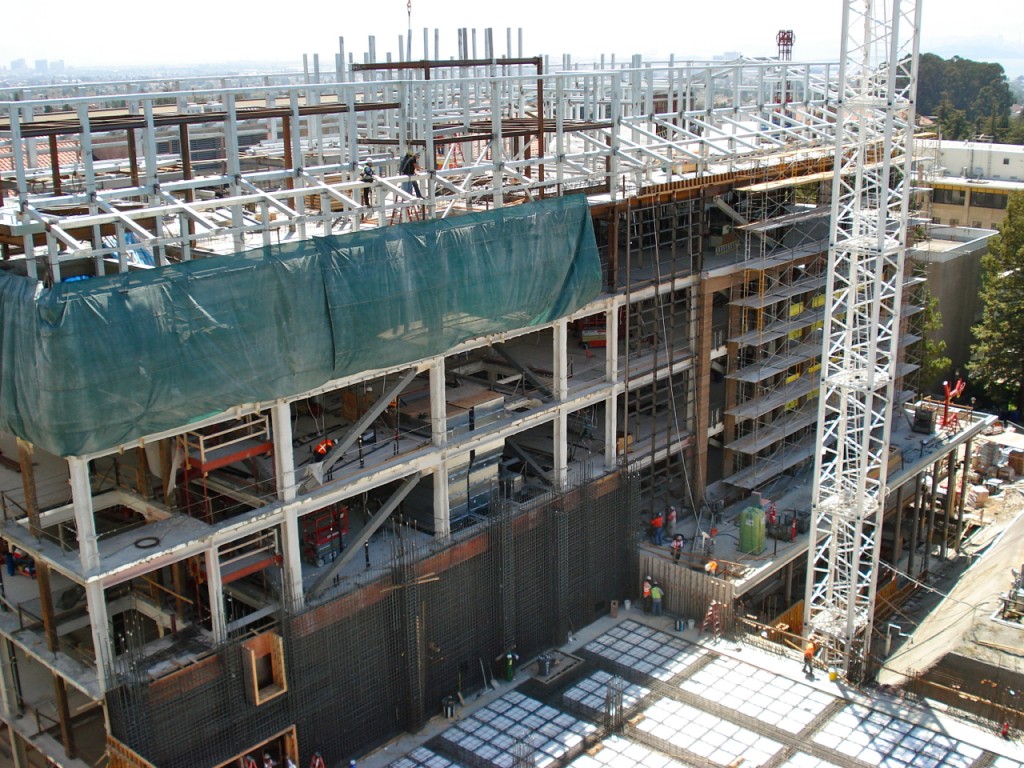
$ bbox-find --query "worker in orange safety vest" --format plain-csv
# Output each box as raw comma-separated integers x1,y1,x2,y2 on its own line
802,638,817,674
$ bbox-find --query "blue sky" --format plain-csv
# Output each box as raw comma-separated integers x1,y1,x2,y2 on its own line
6,0,1023,78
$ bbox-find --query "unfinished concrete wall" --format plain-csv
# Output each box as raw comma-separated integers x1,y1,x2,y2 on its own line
106,467,639,768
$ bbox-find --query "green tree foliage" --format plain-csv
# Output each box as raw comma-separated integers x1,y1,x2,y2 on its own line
917,54,1013,140
969,192,1024,414
1007,110,1024,145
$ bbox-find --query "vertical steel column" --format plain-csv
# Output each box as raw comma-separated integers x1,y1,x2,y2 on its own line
224,94,245,253
8,107,37,281
609,75,622,201
490,76,504,208
178,123,194,261
47,134,62,195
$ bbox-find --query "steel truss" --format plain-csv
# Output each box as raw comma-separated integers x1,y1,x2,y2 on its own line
1,58,844,284
803,0,921,679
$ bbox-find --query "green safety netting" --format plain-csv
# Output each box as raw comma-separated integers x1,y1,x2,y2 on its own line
0,195,601,457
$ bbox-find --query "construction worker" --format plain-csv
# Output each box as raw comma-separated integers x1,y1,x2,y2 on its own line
243,756,258,768
802,638,816,674
308,753,326,768
642,575,653,614
704,560,718,577
263,753,276,768
651,511,664,545
651,581,664,616
313,438,334,459
360,160,375,209
671,534,684,563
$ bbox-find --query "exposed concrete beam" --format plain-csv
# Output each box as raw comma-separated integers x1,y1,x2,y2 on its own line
302,367,420,492
308,472,422,599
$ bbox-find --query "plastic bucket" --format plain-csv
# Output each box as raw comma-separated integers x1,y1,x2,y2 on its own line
688,619,696,630
828,667,838,682
623,599,632,611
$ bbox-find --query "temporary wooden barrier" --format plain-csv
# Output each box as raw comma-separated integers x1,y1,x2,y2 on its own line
639,551,735,630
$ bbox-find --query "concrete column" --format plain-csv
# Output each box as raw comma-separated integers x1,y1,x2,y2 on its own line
784,561,794,604
280,512,304,612
271,402,304,610
605,306,620,469
69,458,100,574
553,319,569,400
205,548,227,643
924,461,940,575
907,474,921,577
552,319,570,487
271,402,296,503
955,439,972,552
942,450,957,560
553,411,569,489
429,357,447,447
891,484,904,570
85,581,111,693
432,467,451,539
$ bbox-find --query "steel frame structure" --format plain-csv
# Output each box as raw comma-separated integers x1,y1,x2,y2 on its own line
1,58,843,284
803,0,921,678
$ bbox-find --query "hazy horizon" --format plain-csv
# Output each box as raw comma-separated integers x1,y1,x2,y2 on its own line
6,0,1022,79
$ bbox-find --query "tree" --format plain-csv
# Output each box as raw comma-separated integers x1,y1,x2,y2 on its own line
917,54,1012,139
935,98,969,141
968,192,1024,415
1007,110,1024,146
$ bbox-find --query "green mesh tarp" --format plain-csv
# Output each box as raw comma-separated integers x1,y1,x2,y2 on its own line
0,195,600,457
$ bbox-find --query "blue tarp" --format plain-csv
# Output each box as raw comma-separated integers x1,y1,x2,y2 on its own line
0,195,601,456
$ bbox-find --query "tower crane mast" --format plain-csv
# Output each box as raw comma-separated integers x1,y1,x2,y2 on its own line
803,0,922,681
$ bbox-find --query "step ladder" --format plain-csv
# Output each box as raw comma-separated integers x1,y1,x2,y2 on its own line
700,600,723,643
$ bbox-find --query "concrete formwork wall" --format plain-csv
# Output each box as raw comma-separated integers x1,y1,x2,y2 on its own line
106,467,640,768
639,551,735,628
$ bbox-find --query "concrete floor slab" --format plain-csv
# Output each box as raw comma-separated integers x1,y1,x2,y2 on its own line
369,610,1024,768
